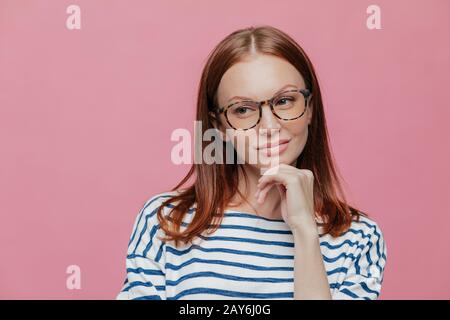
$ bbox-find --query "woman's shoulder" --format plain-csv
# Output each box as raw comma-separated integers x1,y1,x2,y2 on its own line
319,212,387,270
127,191,181,257
339,213,386,250
138,189,192,221
142,189,180,206
319,211,385,245
349,213,384,238
128,190,182,240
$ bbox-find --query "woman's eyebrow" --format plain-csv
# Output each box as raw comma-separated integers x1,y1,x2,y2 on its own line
227,84,299,103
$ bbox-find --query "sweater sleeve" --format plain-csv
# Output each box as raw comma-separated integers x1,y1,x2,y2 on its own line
332,220,387,300
116,195,167,300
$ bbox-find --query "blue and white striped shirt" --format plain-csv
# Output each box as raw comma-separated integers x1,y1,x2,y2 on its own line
117,191,387,300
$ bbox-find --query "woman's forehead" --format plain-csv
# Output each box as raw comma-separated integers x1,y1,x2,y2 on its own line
217,55,305,103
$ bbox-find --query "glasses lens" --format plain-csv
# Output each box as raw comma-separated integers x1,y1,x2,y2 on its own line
226,101,260,130
224,91,308,129
272,91,306,120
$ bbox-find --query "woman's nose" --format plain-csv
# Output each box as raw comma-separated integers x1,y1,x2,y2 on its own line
259,103,281,130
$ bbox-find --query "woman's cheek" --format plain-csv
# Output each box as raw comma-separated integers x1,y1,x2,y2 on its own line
291,125,309,157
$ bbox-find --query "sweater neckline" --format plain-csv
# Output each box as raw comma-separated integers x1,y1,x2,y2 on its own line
223,209,285,222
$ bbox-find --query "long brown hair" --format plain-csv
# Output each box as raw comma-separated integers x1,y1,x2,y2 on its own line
157,25,367,247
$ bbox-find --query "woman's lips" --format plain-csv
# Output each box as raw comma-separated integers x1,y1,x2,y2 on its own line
257,139,291,150
257,139,290,156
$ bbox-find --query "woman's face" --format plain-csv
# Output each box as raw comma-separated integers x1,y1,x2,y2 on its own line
215,54,312,170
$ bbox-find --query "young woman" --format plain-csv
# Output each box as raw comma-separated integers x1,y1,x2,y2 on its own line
117,25,387,300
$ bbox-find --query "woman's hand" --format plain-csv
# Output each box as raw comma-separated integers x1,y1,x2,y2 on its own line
256,164,331,299
255,164,318,235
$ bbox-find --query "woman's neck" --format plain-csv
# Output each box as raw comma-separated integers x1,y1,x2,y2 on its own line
228,164,283,220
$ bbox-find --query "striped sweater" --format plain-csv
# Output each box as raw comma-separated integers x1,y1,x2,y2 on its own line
116,191,387,300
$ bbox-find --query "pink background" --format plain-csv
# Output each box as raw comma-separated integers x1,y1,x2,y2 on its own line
1,0,449,299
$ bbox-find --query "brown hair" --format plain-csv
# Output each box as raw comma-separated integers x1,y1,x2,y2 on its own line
157,25,367,247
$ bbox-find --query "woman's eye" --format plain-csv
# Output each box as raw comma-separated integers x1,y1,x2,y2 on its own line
235,107,249,114
276,97,293,105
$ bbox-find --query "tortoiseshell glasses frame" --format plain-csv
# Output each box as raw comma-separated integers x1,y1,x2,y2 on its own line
212,88,312,130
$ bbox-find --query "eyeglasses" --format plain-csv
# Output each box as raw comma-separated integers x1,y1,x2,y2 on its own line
213,88,312,130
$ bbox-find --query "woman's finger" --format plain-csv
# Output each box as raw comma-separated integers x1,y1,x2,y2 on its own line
257,183,274,204
258,173,287,192
275,183,286,197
